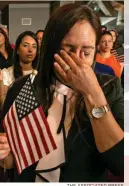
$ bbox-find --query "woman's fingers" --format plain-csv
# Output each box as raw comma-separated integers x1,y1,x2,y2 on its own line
54,54,66,70
0,142,10,150
0,136,10,150
54,61,73,83
0,143,10,160
0,135,10,160
0,149,10,156
0,136,8,144
60,50,78,71
68,51,85,66
80,51,86,60
54,50,77,72
54,62,68,80
0,151,10,160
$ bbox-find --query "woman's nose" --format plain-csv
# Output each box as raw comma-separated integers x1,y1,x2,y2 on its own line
28,46,33,52
105,41,108,46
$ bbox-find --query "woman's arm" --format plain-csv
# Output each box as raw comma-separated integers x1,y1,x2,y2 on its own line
83,78,124,153
84,95,123,153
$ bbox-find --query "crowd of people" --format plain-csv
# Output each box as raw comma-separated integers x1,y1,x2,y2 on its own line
0,3,124,182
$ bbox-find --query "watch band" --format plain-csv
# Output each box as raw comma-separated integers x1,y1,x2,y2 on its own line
103,104,110,113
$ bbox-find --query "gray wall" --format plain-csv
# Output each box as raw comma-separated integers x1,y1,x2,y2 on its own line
9,3,50,44
60,0,74,6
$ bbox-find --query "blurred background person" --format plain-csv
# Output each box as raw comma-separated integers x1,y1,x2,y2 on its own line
0,31,39,112
109,29,118,47
0,26,8,37
0,28,13,70
101,25,107,33
109,29,124,63
95,31,123,78
36,29,44,49
0,26,15,49
109,29,124,88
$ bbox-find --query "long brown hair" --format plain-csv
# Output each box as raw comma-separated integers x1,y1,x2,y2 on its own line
13,31,39,79
37,3,101,116
0,28,13,64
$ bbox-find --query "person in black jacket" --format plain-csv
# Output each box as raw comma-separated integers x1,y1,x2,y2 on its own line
0,3,124,182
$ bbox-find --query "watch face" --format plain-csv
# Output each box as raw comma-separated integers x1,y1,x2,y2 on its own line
92,107,104,118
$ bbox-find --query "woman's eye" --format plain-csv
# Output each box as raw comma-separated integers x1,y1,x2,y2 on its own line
83,51,90,56
33,45,37,48
61,48,72,53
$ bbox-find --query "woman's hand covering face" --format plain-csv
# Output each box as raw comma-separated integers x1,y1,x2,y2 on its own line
54,50,100,97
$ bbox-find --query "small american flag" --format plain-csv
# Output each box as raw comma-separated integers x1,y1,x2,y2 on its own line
3,76,57,174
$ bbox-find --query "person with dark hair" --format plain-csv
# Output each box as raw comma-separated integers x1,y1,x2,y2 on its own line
0,26,15,49
109,30,118,47
0,30,39,111
13,31,39,79
0,27,8,37
95,31,123,78
0,3,123,182
36,30,44,49
109,29,124,88
101,25,107,33
109,29,124,63
0,28,13,69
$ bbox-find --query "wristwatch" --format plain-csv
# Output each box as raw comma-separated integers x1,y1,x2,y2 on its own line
88,104,110,119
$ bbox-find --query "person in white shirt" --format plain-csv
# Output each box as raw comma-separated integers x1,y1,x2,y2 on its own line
0,31,39,111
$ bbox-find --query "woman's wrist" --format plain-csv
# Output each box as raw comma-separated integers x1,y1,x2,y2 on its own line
83,90,107,112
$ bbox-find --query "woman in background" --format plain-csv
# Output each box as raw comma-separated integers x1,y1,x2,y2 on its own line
96,31,123,78
0,28,13,69
36,30,44,49
0,31,39,111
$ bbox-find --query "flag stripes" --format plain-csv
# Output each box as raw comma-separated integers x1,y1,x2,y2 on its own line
3,104,57,174
111,49,124,63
